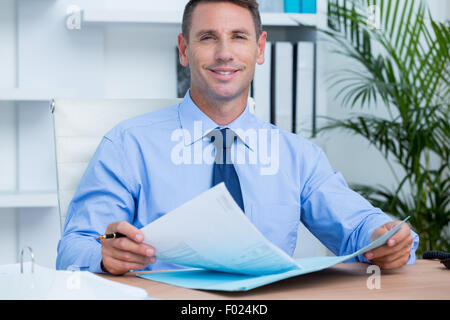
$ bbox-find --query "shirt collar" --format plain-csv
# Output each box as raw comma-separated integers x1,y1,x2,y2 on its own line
178,89,258,150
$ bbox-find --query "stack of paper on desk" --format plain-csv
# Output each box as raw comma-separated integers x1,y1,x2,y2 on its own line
139,183,408,291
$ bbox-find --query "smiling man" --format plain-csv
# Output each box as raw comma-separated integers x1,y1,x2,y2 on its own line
56,0,419,275
178,0,266,126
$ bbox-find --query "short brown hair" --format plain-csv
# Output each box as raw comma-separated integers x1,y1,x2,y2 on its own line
182,0,263,42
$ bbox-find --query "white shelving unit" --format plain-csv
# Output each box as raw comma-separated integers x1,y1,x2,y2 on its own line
83,10,317,27
0,91,60,211
0,88,79,101
0,192,57,208
262,13,317,26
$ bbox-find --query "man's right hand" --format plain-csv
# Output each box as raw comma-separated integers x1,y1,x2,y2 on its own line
100,221,156,275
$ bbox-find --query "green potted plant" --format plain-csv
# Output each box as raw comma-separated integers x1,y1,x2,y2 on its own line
316,0,449,255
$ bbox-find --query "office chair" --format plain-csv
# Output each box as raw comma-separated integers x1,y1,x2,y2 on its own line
51,98,183,232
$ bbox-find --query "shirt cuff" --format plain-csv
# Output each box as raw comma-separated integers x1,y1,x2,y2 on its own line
356,213,393,263
406,229,419,264
358,217,420,265
88,242,105,274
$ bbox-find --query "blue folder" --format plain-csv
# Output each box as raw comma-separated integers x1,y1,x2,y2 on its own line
300,0,317,13
284,0,300,13
137,218,409,291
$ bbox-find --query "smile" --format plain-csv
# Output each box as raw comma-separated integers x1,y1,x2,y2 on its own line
208,68,239,80
214,71,235,75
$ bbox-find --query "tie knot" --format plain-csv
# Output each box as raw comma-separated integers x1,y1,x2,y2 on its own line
209,128,236,150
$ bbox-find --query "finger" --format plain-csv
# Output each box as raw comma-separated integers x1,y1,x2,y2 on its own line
373,248,411,270
104,245,153,265
386,223,411,247
103,256,150,275
107,221,145,243
371,241,412,266
108,237,155,258
365,233,413,260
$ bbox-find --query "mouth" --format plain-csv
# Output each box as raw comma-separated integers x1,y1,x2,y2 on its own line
208,68,240,81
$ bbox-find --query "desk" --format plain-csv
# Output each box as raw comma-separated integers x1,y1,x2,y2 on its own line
100,260,449,300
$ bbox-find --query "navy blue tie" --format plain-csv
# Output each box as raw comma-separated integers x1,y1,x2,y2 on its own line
210,128,245,213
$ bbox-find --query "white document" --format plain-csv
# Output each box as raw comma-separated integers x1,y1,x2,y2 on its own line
139,217,409,291
0,262,149,300
141,183,302,276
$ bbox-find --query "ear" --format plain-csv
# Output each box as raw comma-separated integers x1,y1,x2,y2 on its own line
178,33,189,67
256,31,267,65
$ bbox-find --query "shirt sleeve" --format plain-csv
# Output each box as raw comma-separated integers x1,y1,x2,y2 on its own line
56,136,136,272
299,144,419,263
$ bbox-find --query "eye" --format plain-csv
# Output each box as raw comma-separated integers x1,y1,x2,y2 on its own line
234,34,247,40
200,36,213,41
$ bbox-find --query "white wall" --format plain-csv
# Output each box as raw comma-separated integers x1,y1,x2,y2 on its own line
0,0,18,265
0,0,15,88
0,102,17,191
0,208,17,265
104,25,179,99
427,0,450,22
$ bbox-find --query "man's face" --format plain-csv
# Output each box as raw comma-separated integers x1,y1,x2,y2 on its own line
178,1,266,102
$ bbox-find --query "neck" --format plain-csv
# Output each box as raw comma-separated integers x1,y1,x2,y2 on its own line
189,87,248,126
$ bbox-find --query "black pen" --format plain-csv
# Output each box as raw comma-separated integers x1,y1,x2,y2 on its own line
96,232,126,240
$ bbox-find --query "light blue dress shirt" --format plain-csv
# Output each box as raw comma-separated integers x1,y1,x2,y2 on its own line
56,90,419,273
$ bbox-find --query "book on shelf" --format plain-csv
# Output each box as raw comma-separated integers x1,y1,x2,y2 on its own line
300,0,317,14
284,0,300,13
274,42,294,132
283,0,317,13
296,41,315,137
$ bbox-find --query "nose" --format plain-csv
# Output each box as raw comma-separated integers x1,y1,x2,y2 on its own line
215,39,233,62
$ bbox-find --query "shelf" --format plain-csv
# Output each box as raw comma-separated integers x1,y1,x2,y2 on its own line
0,192,58,208
0,88,79,101
83,10,183,25
83,11,317,27
262,13,317,27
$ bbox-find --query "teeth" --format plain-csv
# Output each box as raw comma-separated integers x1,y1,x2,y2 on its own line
215,71,233,75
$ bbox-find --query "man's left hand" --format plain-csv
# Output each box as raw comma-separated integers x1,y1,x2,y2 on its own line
364,220,414,269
